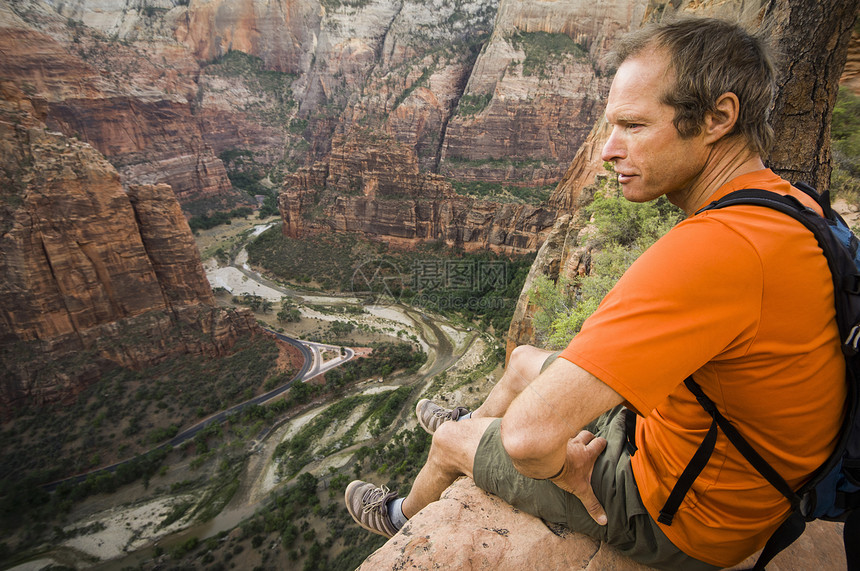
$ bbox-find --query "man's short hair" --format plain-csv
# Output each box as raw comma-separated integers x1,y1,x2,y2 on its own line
608,17,777,156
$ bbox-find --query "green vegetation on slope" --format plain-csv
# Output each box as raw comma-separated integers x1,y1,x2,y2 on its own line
0,335,280,535
205,50,297,126
832,86,860,205
530,171,683,348
451,179,553,205
511,31,588,77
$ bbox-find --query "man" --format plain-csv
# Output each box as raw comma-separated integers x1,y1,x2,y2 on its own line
344,17,846,569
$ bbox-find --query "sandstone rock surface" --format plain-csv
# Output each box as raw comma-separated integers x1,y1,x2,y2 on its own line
359,478,846,571
440,0,648,184
0,89,258,413
0,0,254,213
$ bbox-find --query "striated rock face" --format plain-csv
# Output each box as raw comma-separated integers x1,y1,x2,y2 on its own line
174,0,320,74
279,134,558,254
359,478,847,570
0,90,258,414
0,13,242,206
0,1,251,215
127,183,216,307
43,97,236,210
842,29,860,96
0,0,661,207
439,0,648,185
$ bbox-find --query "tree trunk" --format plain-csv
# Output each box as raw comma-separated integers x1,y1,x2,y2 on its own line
764,0,859,190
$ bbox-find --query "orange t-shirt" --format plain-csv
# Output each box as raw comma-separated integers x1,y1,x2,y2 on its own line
559,170,846,567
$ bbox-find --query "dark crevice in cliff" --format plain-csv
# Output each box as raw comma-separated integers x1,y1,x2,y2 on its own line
433,33,494,174
374,0,405,65
127,201,172,313
37,232,81,341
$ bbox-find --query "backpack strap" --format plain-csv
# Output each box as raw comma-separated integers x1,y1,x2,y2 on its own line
624,408,639,456
687,187,860,569
794,180,834,219
658,377,801,526
845,508,860,570
745,511,807,571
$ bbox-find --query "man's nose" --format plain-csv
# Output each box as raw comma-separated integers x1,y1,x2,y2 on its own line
601,126,625,163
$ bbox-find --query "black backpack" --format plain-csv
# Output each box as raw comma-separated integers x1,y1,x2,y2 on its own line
657,184,860,570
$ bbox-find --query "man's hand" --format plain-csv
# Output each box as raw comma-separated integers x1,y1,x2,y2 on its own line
550,430,608,526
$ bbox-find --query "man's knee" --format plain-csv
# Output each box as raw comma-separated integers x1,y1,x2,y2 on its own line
507,345,554,391
508,344,538,365
429,417,493,477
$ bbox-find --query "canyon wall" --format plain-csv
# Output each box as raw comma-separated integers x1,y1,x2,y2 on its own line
279,134,558,254
0,4,244,216
438,0,647,184
0,0,663,217
0,86,258,414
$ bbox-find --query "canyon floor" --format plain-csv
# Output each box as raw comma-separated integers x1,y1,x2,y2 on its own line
8,215,502,571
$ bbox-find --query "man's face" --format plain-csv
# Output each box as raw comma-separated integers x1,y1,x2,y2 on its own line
601,49,710,207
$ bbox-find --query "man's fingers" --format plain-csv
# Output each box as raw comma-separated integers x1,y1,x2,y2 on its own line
580,490,608,526
559,432,609,526
587,435,607,457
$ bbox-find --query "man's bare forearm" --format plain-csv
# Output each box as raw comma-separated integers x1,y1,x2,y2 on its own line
499,357,623,478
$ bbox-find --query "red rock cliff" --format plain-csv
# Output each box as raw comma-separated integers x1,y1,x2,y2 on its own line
0,12,244,215
279,134,558,255
0,88,258,414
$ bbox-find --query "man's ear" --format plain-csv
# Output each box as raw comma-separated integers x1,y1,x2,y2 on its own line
704,92,740,143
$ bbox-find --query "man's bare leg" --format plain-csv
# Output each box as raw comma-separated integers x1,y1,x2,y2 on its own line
472,345,555,419
401,416,496,518
345,416,496,536
346,345,555,536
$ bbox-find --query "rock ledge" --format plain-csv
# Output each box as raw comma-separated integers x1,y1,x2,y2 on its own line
358,478,846,570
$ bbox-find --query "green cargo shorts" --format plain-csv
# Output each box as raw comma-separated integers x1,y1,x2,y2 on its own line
472,405,719,571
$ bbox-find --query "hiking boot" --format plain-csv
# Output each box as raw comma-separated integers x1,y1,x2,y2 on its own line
416,398,471,434
344,480,400,538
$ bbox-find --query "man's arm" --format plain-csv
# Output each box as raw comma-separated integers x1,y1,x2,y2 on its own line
500,356,624,524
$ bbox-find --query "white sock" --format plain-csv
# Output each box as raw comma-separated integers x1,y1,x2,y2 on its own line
388,497,408,529
459,411,472,420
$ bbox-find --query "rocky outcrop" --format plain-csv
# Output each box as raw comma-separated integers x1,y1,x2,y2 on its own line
360,478,847,570
127,183,216,307
506,113,612,354
279,134,558,254
0,89,258,414
548,117,611,211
